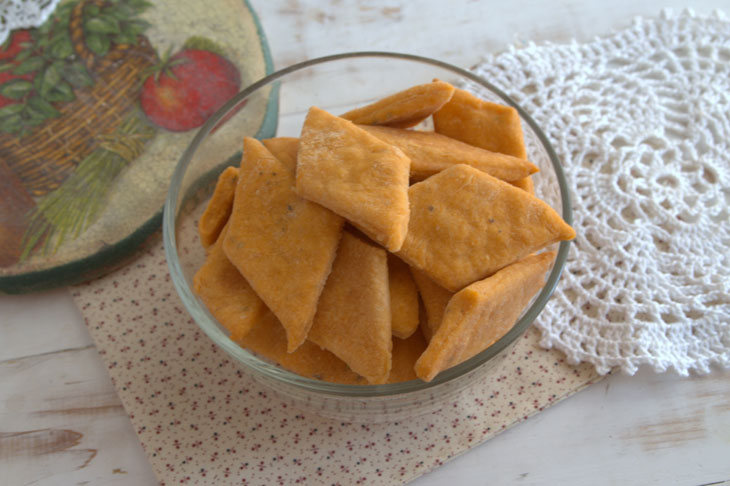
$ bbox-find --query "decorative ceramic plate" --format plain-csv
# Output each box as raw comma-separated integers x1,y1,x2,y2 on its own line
0,0,277,293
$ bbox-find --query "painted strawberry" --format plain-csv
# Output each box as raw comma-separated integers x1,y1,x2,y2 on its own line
140,38,241,132
0,30,35,109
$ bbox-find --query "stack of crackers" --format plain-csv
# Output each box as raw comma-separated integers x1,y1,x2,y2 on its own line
193,81,575,385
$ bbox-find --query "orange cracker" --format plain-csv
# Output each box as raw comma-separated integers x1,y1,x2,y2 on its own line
198,166,238,249
262,137,299,173
396,164,575,292
387,328,428,383
340,80,455,129
360,125,538,181
410,267,453,342
433,87,527,158
193,225,266,341
388,254,420,339
308,231,392,384
296,106,411,251
415,252,555,382
238,310,366,384
223,137,344,353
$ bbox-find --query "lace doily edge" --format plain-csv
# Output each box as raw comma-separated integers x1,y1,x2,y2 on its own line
473,9,730,377
534,322,730,376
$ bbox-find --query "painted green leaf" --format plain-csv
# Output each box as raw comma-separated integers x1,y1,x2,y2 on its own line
14,49,33,62
26,113,48,126
104,5,135,21
25,103,46,119
50,38,75,60
85,4,100,16
55,1,75,21
45,91,67,102
126,19,152,34
41,63,70,101
86,16,121,35
0,79,33,100
0,103,25,117
57,9,73,23
0,62,14,73
33,72,44,93
129,0,154,12
62,62,94,88
36,35,52,48
0,114,22,133
38,63,61,99
57,1,75,14
48,81,76,102
35,20,53,37
114,31,138,45
86,33,111,56
13,56,45,75
28,96,61,118
183,36,226,56
44,63,62,85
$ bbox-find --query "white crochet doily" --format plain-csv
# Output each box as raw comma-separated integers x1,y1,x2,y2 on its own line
474,10,730,376
0,0,61,45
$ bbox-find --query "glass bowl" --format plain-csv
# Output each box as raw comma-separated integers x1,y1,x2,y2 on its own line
163,52,572,423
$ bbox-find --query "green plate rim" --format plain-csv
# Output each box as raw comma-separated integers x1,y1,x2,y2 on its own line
0,0,277,294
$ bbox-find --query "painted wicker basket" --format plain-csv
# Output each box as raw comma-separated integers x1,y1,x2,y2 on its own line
0,0,157,197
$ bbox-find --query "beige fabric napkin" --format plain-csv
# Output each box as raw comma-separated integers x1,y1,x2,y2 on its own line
71,235,600,485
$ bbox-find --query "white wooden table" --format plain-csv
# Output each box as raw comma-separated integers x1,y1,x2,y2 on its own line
2,1,729,485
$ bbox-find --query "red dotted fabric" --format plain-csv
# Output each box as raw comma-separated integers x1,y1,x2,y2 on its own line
71,237,600,485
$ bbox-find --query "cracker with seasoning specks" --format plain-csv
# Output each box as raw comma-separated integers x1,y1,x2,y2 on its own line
415,252,555,382
193,224,266,342
396,164,574,292
296,106,411,252
308,231,392,385
223,137,344,353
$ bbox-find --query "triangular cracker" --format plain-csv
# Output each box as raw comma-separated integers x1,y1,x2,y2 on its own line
296,107,411,251
198,166,238,249
433,87,527,158
388,254,419,339
193,225,266,341
360,125,538,181
340,80,455,128
415,252,555,382
308,231,392,384
223,137,344,352
409,267,453,342
262,137,299,173
239,311,366,384
396,164,575,292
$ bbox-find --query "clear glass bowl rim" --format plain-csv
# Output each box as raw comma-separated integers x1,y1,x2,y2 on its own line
163,51,573,398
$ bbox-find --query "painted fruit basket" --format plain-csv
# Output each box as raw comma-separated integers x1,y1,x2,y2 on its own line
0,0,276,292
